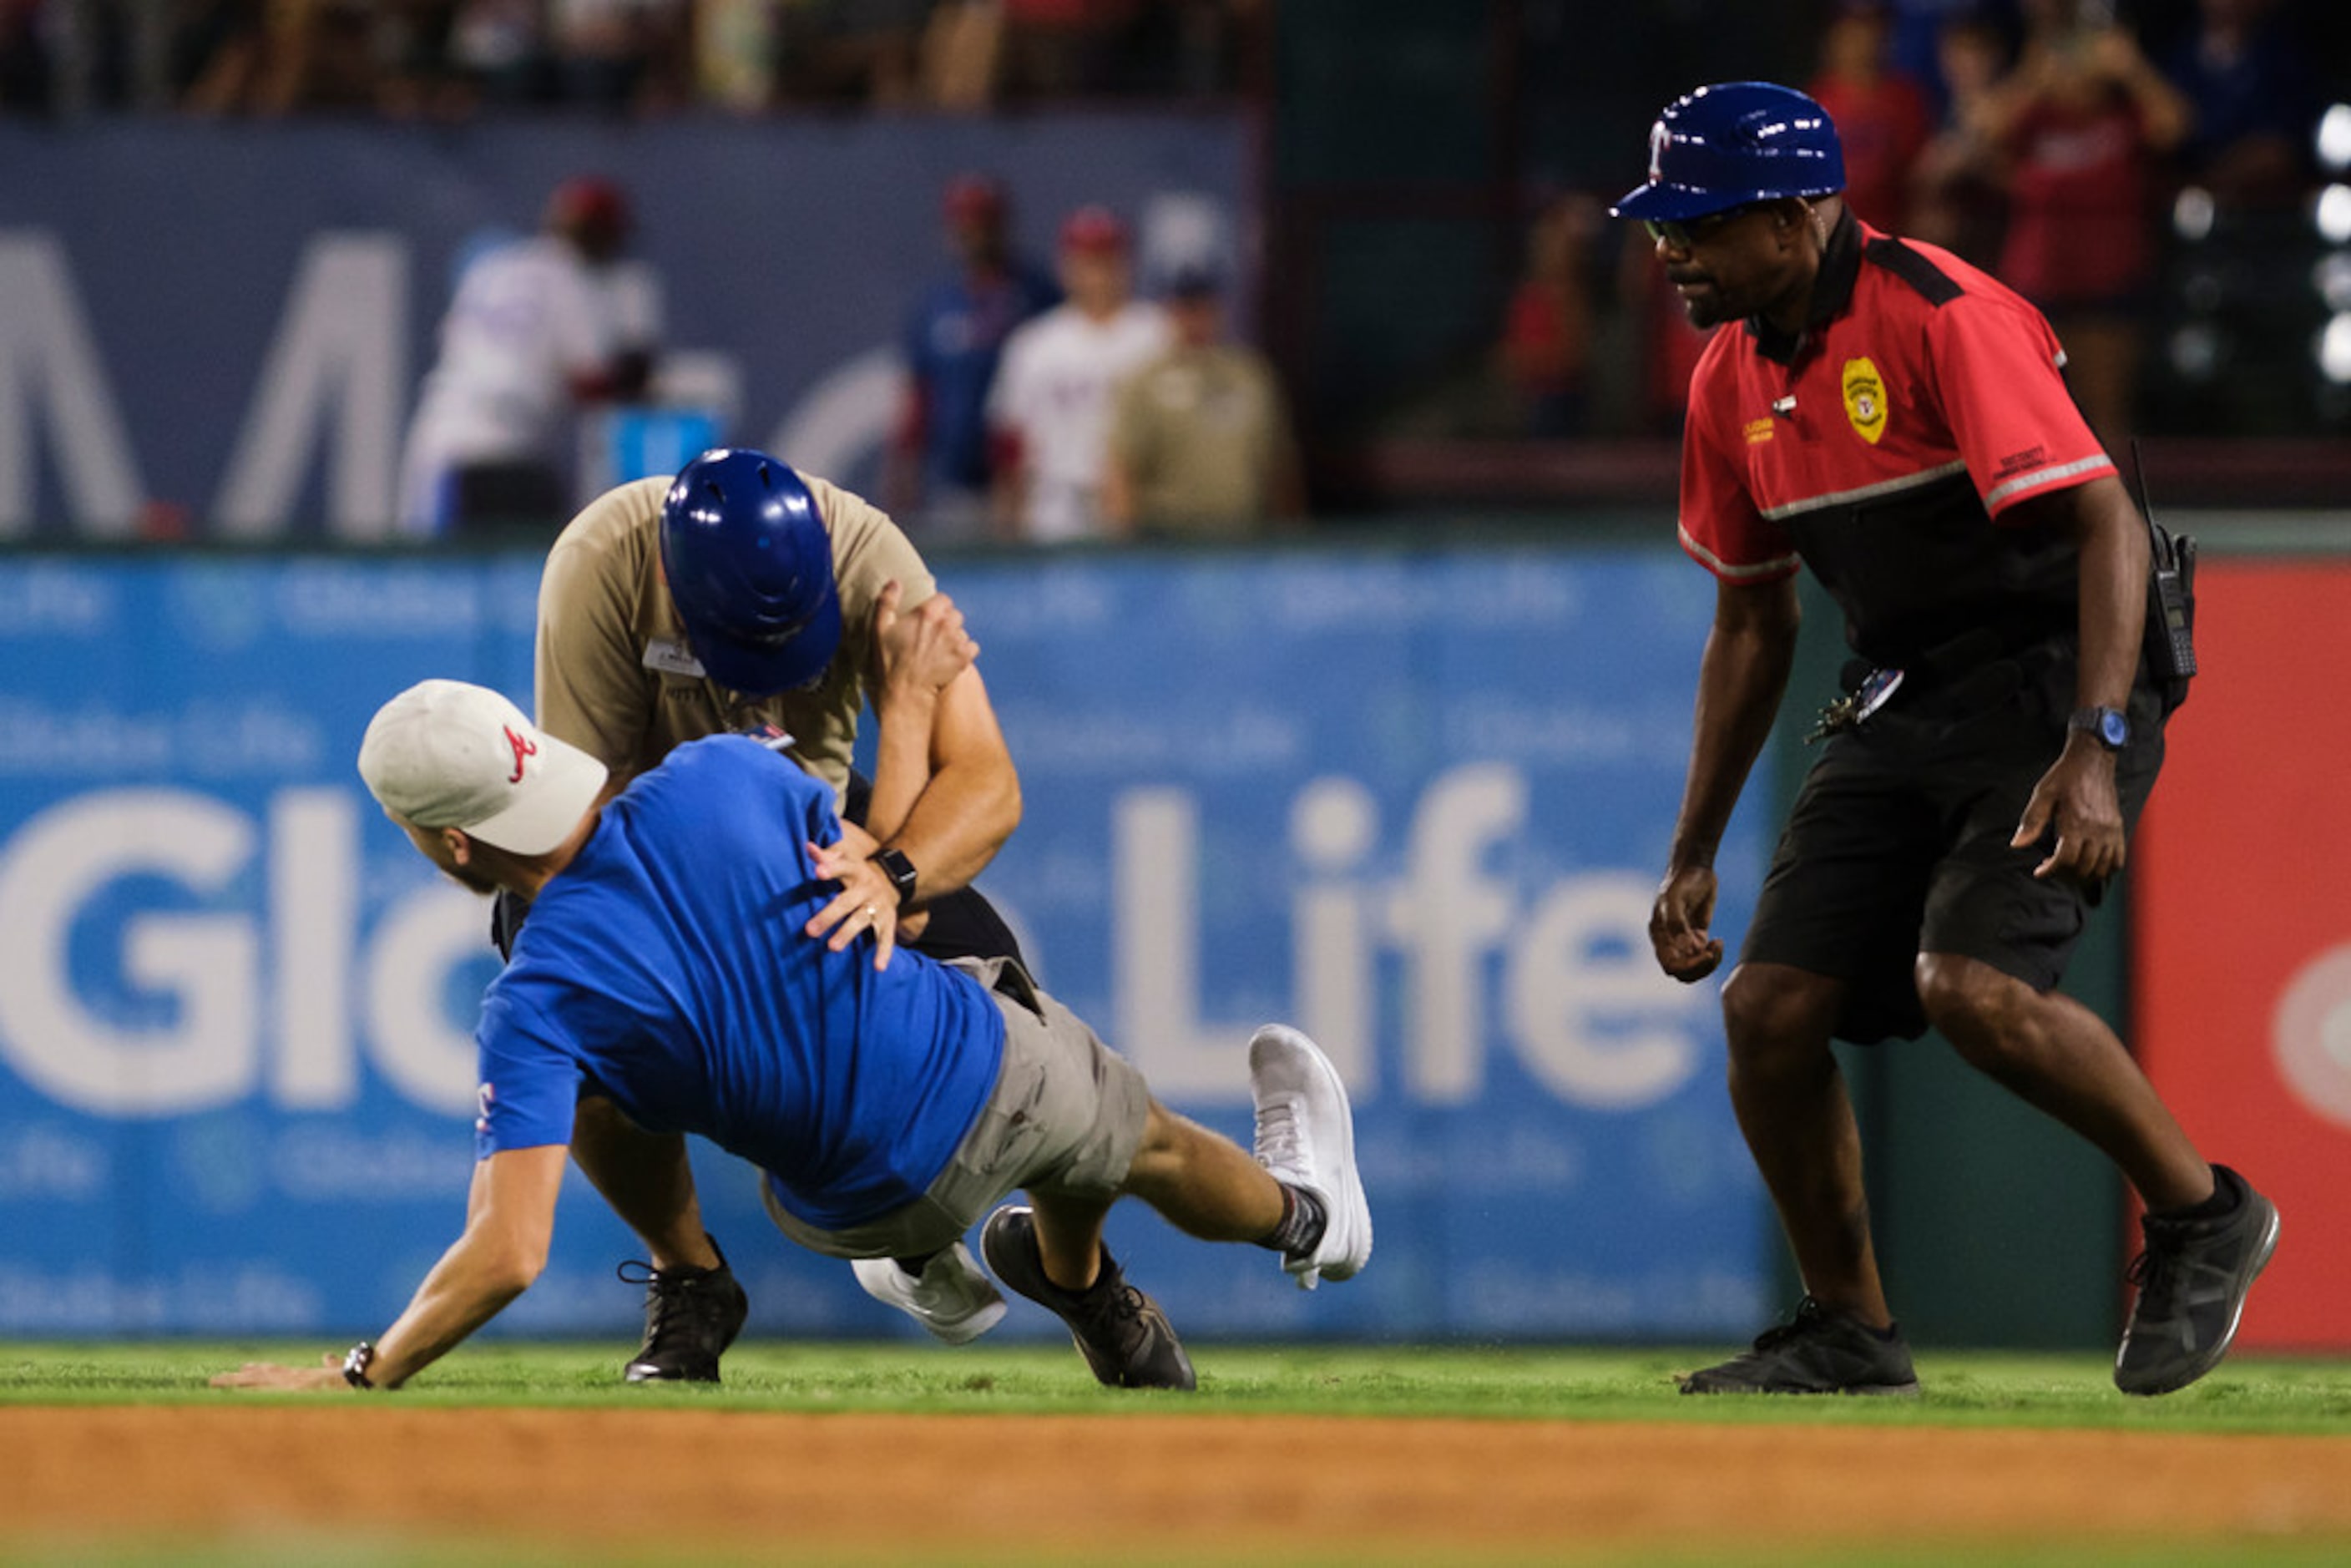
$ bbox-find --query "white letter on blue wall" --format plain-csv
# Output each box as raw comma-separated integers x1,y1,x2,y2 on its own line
1113,787,1247,1102
215,234,407,540
0,790,257,1115
0,232,146,536
1391,763,1524,1103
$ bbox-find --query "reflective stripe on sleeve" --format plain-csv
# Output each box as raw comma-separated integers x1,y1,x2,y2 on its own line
1678,524,1800,581
1984,453,2116,513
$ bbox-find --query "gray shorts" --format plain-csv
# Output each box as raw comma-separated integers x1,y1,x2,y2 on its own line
762,955,1152,1259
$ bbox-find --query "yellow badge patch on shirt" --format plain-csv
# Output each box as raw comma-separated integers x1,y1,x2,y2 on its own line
1842,357,1888,445
1744,416,1776,446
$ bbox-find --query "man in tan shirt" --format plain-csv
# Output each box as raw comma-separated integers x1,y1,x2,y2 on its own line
1101,266,1304,539
528,448,1025,1380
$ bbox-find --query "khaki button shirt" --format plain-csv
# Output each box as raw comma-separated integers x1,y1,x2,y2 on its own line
534,473,935,802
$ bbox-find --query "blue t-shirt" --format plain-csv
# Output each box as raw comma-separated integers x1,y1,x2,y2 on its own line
471,736,1007,1231
903,263,1059,489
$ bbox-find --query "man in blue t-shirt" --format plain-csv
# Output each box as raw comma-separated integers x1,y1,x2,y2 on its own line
883,175,1060,539
215,680,1369,1395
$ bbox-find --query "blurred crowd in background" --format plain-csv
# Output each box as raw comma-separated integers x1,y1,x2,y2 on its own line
0,0,1267,116
403,164,1300,545
3,0,2348,533
1484,0,2349,456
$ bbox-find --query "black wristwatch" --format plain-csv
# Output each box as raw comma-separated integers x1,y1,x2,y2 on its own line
872,847,919,909
2067,706,2131,751
342,1340,379,1389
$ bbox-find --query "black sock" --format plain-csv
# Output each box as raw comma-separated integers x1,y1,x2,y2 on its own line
892,1250,940,1279
1257,1184,1327,1257
2156,1166,2242,1223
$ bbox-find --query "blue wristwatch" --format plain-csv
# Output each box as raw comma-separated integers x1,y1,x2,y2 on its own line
2068,706,2131,751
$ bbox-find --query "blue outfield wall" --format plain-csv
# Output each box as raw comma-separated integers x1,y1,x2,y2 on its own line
0,544,1771,1342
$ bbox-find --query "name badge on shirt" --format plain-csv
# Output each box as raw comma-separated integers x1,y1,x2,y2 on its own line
642,638,706,678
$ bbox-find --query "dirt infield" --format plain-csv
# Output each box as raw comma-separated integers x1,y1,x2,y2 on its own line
8,1408,2351,1559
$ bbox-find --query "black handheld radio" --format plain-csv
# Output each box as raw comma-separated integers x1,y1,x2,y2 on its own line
2133,442,2197,706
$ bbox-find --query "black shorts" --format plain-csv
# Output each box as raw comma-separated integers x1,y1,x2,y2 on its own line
1741,640,2165,1044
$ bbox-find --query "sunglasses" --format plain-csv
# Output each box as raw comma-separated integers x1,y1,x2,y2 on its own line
1642,203,1767,249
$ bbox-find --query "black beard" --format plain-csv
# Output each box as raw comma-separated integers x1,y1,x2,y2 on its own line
1682,291,1732,330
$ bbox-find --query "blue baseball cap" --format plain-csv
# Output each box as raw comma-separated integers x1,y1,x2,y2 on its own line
1611,82,1847,224
658,449,842,696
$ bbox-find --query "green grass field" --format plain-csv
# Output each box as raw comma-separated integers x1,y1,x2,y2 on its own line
8,1343,2349,1568
8,1338,2351,1431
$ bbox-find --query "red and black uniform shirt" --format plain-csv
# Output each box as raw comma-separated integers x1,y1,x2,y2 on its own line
1677,210,2115,667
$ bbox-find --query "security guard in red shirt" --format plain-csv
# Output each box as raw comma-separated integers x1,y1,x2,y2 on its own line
1617,82,2276,1399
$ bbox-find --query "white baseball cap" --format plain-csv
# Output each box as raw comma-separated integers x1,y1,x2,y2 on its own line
357,679,609,856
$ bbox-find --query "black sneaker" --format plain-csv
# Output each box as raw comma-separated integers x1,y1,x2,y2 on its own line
2115,1165,2280,1397
1678,1297,1921,1395
979,1206,1196,1391
616,1239,750,1383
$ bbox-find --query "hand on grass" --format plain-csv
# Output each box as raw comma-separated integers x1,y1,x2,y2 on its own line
210,1353,351,1392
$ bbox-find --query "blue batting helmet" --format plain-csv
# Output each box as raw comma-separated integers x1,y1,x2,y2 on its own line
658,448,842,696
1610,82,1846,223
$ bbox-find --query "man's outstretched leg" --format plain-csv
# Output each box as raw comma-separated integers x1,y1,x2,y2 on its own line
978,1104,1267,1392
981,1023,1372,1390
982,1200,1195,1390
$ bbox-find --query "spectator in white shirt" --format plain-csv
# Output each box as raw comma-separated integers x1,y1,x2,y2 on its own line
986,205,1170,543
396,175,660,538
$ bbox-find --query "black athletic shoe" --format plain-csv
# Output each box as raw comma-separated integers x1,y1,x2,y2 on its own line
980,1206,1196,1391
1678,1297,1921,1395
617,1240,750,1384
2115,1165,2280,1397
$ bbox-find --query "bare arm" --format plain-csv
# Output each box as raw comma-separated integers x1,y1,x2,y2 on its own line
804,583,1012,964
366,1145,567,1385
988,427,1028,542
2087,28,2194,154
1267,398,1308,524
2009,474,2149,883
1650,574,1801,982
1099,448,1139,534
211,1145,567,1392
861,584,980,845
877,665,1021,895
803,668,1019,967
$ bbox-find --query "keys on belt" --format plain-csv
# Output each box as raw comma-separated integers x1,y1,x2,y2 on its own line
1804,666,1904,744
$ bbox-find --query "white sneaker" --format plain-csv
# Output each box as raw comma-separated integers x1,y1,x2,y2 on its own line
1248,1024,1372,1290
852,1241,1008,1344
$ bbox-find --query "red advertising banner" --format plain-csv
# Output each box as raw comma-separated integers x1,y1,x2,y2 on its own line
2135,558,2351,1350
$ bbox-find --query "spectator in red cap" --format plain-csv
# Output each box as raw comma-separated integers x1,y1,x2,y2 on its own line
395,173,663,539
985,204,1170,541
884,174,1061,540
